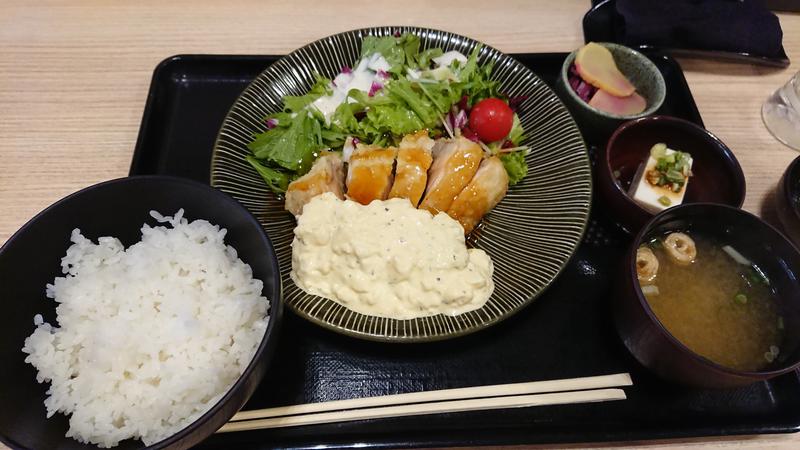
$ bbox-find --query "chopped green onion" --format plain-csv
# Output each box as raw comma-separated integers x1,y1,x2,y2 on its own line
612,169,621,179
765,351,776,363
658,196,672,206
743,266,770,286
770,345,780,356
650,143,667,158
666,169,685,183
778,316,785,330
751,264,771,286
647,146,692,190
734,293,748,304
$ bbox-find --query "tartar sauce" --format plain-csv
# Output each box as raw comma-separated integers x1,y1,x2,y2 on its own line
290,193,494,319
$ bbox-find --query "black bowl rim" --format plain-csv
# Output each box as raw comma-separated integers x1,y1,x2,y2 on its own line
604,115,747,218
559,41,666,120
0,175,283,450
628,202,800,379
781,154,800,221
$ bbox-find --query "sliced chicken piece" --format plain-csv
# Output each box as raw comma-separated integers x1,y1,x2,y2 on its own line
346,145,398,205
447,156,509,234
388,131,435,207
284,152,345,216
418,136,484,215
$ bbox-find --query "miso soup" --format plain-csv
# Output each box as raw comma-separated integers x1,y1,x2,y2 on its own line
636,232,784,372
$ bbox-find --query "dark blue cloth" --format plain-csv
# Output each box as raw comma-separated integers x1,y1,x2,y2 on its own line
616,0,784,57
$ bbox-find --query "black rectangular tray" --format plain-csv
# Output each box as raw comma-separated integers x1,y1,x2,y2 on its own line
131,53,800,449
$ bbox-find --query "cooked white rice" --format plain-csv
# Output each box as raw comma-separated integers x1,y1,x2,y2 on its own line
22,209,269,448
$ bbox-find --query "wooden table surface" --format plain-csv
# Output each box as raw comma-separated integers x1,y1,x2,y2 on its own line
1,1,799,448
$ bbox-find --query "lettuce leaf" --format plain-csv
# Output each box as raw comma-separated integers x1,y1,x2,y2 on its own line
330,101,359,132
456,45,481,82
282,75,331,112
500,151,528,186
247,113,323,174
415,80,461,115
246,156,291,193
346,89,394,108
321,128,347,148
456,47,500,106
361,34,421,74
385,79,438,127
263,111,295,128
415,48,443,69
400,34,421,69
507,114,524,146
361,35,399,60
361,104,426,139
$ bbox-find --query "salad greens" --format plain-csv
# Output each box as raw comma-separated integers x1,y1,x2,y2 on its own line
499,115,527,185
247,32,529,194
500,152,527,185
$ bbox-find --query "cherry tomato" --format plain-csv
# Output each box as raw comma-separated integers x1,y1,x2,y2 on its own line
468,98,514,142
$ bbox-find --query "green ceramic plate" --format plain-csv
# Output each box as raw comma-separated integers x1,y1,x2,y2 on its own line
211,26,591,342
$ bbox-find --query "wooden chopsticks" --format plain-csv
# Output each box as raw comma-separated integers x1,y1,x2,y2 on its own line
217,373,632,433
219,388,626,433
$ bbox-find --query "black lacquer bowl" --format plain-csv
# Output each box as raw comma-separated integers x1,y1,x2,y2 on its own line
777,155,800,247
598,116,746,234
614,203,800,388
0,176,283,450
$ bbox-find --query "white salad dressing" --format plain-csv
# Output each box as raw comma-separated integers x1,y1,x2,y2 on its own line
290,193,495,319
311,53,391,123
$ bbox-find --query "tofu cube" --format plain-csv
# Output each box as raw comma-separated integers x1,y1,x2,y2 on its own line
628,149,692,214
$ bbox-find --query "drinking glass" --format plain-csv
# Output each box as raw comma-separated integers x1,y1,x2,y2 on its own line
762,71,800,150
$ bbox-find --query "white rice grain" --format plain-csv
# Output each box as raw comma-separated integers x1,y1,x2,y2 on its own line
22,209,269,447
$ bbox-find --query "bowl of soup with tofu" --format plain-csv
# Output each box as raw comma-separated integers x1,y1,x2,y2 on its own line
613,202,800,388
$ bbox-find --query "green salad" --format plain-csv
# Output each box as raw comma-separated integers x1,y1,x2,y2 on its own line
246,33,529,194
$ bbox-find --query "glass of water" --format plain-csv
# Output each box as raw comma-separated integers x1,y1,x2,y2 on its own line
763,71,800,150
